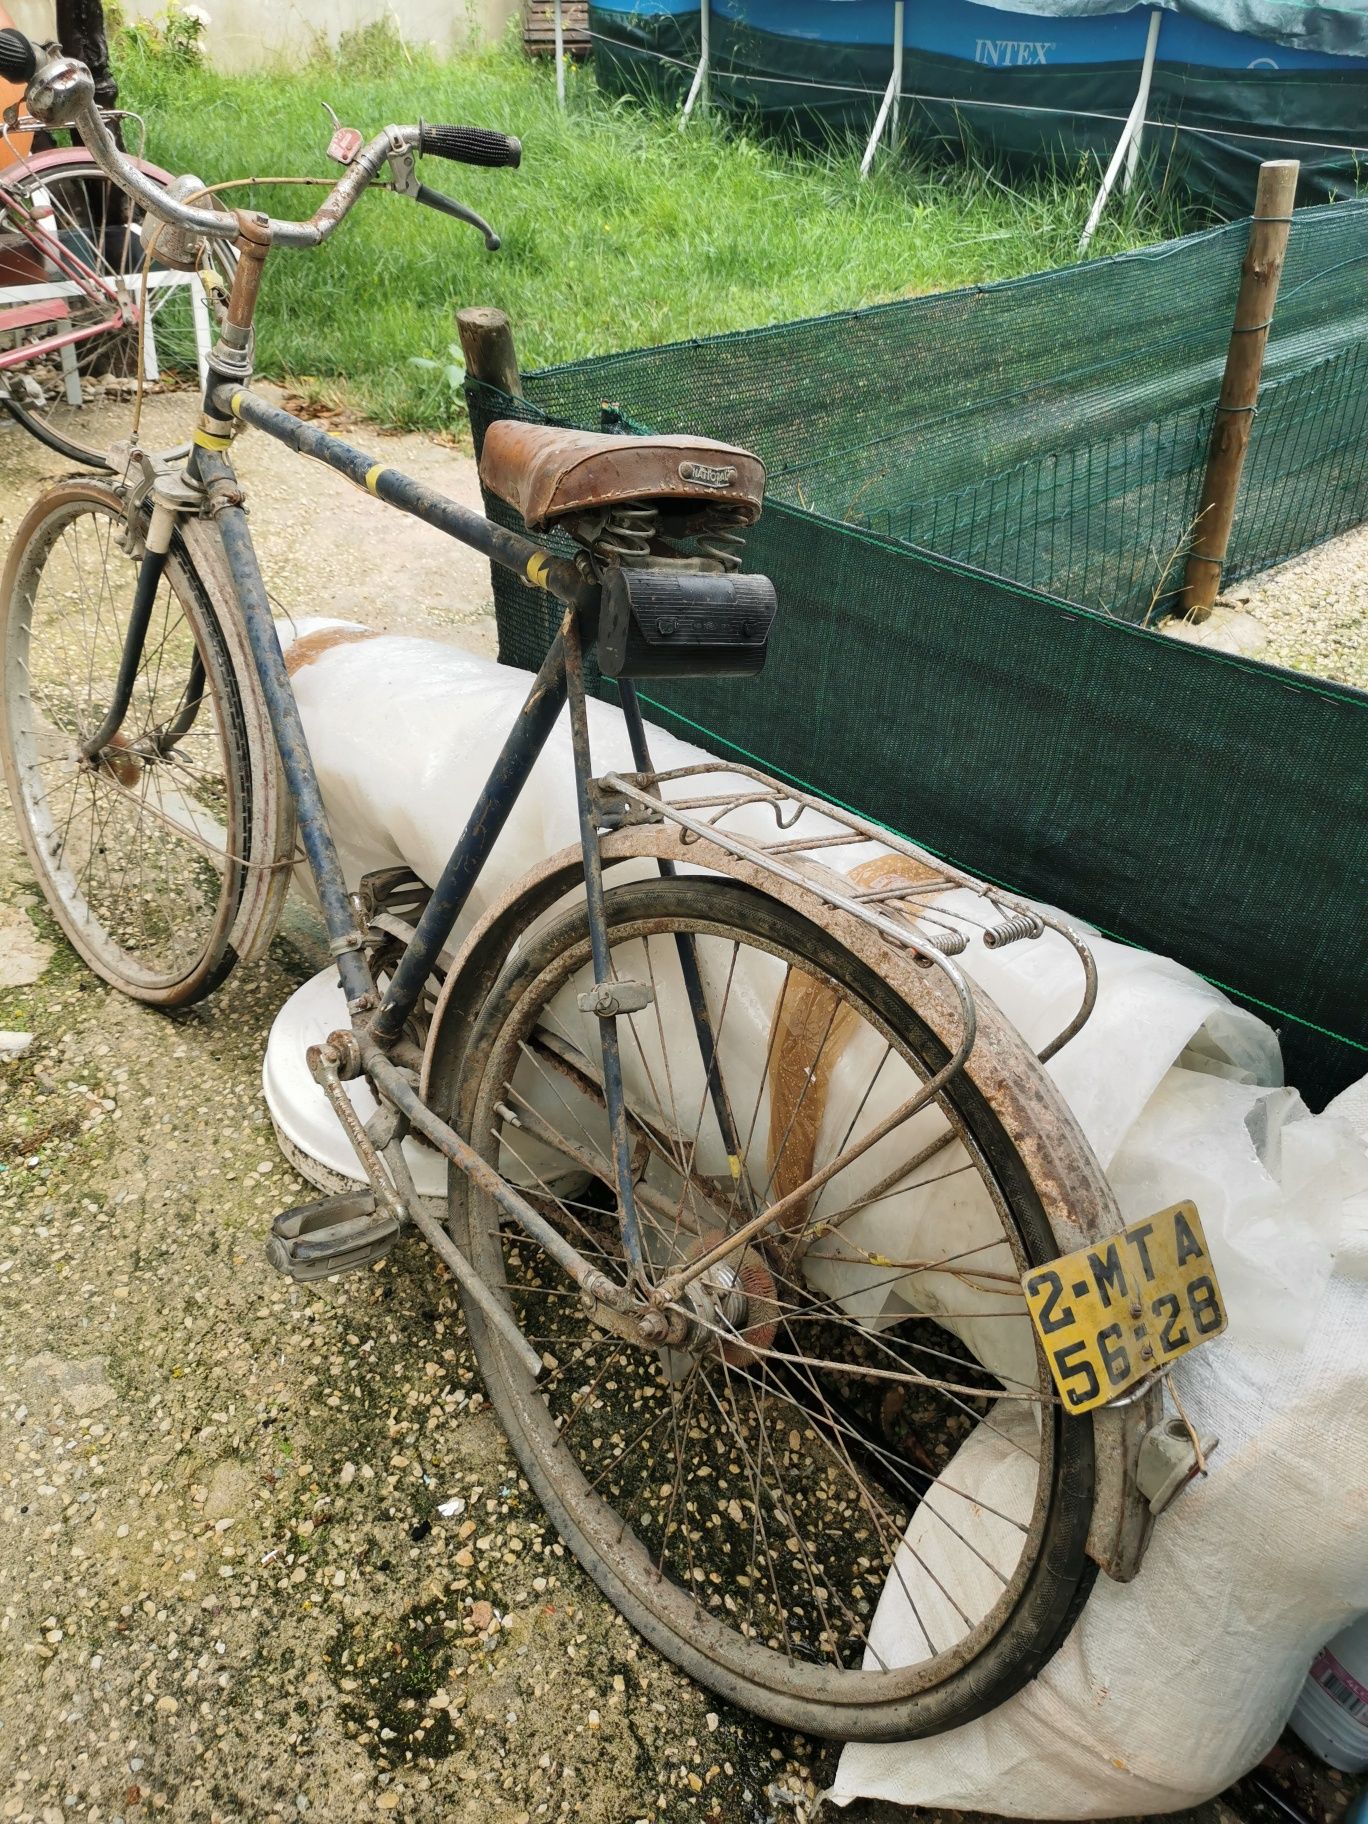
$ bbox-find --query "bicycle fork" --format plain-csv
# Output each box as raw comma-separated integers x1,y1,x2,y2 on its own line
79,480,199,764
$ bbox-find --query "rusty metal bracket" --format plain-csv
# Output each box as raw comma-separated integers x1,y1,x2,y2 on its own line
598,761,1098,1066
576,978,654,1018
1137,1414,1219,1515
588,776,661,830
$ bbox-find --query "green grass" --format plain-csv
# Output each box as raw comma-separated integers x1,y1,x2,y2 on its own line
118,36,1187,429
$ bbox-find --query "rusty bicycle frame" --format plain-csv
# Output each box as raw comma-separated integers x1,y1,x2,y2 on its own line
12,42,1161,1590
189,369,998,1353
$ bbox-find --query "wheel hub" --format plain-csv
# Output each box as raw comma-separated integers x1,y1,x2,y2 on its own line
676,1230,779,1366
88,731,144,787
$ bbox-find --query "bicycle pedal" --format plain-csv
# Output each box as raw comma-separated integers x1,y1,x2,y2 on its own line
264,1189,400,1283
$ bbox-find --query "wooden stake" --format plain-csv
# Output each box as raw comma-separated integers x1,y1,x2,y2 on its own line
1179,158,1298,621
456,306,523,399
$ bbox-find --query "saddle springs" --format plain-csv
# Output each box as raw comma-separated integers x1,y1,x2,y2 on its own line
560,498,751,573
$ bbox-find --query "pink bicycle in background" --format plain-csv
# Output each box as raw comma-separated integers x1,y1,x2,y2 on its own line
0,99,229,468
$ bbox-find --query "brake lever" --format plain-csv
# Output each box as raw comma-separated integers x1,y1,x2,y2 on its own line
413,183,500,251
386,140,500,251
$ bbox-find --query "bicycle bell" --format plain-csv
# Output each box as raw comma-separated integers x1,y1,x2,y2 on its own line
147,172,218,269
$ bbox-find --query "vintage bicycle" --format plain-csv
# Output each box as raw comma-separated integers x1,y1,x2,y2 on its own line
0,33,1222,1741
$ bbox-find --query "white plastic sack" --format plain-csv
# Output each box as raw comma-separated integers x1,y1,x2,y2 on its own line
279,620,1318,1341
278,616,868,933
832,1092,1368,1816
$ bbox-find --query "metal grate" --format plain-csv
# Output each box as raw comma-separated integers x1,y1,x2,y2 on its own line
523,2,591,59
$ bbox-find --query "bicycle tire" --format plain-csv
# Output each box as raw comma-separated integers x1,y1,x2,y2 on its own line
0,387,113,469
0,477,254,1004
440,875,1098,1741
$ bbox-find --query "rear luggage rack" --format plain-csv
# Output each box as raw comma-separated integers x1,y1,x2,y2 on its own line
597,759,1098,1068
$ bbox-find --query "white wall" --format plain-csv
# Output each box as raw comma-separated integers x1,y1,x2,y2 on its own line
7,1,521,71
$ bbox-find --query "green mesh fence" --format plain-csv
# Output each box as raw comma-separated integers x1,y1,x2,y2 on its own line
852,337,1368,616
1228,341,1368,582
464,205,1368,1107
473,200,1368,625
856,403,1217,621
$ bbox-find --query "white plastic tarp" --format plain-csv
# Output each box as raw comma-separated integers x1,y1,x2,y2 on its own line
832,1089,1368,1814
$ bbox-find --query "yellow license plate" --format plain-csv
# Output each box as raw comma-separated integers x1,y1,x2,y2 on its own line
1021,1201,1227,1413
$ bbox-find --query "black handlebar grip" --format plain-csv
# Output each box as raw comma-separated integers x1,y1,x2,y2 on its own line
418,122,521,170
0,29,39,84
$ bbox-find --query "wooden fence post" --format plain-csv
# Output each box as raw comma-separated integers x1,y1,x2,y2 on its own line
1179,158,1299,621
456,306,522,399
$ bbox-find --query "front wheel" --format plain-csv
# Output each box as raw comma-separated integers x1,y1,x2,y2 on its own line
440,876,1097,1741
0,478,254,1004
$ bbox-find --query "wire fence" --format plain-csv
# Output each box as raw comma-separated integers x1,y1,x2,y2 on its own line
844,335,1368,619
1230,339,1368,582
853,406,1215,619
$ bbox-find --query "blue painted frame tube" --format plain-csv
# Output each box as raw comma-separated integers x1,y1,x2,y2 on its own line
564,618,646,1272
369,625,571,1047
197,449,377,1013
194,420,599,1037
216,385,598,615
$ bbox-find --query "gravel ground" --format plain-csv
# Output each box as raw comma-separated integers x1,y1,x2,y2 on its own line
1222,527,1368,690
0,393,1357,1824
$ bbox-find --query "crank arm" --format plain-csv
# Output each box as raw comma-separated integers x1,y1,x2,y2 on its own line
308,1041,407,1224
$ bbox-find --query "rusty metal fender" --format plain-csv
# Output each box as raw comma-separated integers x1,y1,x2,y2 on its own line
181,516,297,964
418,826,1158,1582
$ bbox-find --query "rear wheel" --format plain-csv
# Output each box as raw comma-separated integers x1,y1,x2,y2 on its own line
442,877,1096,1741
0,153,234,469
0,478,253,1004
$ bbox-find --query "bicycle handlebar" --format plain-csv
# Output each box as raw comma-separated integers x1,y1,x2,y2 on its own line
7,42,517,251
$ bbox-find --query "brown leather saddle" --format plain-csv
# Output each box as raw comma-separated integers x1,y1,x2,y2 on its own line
478,419,766,534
